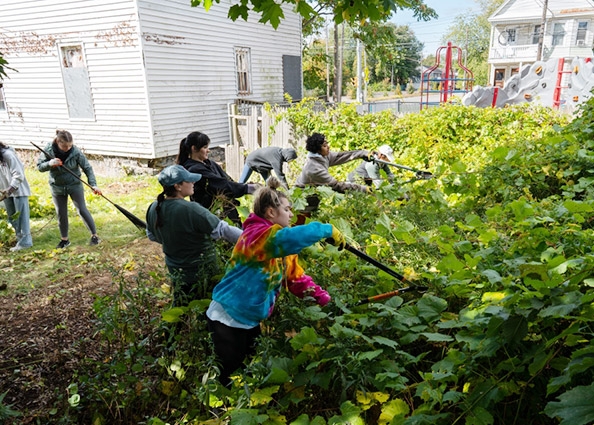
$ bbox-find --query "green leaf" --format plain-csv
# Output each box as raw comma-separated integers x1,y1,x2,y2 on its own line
290,327,324,350
481,269,502,283
420,332,454,342
161,307,186,323
466,406,494,425
562,200,593,213
437,254,465,272
417,295,448,322
378,398,409,423
544,383,594,425
372,335,399,348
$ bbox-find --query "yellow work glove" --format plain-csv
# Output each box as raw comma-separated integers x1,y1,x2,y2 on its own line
326,225,346,250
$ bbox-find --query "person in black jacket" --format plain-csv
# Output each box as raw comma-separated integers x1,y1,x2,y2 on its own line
238,146,297,189
176,131,258,225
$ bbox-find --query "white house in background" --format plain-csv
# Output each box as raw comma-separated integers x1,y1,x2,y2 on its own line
0,0,302,163
488,0,594,87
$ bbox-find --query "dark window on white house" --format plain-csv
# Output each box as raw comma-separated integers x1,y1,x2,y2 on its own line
282,55,302,101
507,29,516,44
0,83,6,111
234,47,252,95
552,23,565,46
576,21,588,46
59,44,95,119
532,25,541,44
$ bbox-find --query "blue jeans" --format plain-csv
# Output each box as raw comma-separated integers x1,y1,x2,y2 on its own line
4,196,33,248
239,164,269,184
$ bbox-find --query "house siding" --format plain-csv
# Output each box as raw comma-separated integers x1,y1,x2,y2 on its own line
0,0,155,158
0,0,301,160
488,0,594,85
137,0,302,158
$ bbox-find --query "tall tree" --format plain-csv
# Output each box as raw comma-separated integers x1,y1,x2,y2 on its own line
363,23,423,87
192,0,436,30
441,0,505,86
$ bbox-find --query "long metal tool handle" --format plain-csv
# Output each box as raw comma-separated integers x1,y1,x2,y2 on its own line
374,158,419,172
356,287,415,305
375,158,433,180
345,244,407,282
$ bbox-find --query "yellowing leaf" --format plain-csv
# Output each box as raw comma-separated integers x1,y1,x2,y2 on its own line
481,291,506,303
160,380,176,396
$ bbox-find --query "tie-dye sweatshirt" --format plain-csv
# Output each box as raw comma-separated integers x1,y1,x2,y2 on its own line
211,213,333,327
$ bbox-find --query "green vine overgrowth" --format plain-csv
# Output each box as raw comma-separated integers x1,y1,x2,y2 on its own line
28,98,594,424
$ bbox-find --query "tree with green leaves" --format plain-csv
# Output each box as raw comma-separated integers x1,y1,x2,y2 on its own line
191,0,436,30
441,0,505,86
364,23,423,87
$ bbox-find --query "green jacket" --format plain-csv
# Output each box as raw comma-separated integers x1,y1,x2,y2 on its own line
37,143,97,196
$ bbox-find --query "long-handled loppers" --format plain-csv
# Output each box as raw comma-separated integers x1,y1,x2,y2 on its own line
343,244,427,305
374,158,433,180
31,141,147,230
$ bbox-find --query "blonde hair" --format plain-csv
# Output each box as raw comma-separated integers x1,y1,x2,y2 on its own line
253,176,289,218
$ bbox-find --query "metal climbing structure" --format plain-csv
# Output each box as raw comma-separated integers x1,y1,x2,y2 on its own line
420,42,474,110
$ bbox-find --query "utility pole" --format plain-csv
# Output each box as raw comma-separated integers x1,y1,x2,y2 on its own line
356,39,362,103
536,0,549,61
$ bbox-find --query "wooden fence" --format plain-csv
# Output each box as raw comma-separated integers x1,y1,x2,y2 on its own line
225,103,298,180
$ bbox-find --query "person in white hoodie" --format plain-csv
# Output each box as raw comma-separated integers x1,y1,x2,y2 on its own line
347,144,395,189
0,142,33,251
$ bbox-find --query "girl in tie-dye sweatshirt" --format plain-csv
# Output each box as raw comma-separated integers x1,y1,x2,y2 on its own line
206,176,345,386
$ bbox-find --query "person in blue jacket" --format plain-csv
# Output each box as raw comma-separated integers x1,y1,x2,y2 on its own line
37,130,102,248
206,176,345,386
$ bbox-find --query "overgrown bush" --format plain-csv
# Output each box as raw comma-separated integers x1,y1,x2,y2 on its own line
33,98,594,424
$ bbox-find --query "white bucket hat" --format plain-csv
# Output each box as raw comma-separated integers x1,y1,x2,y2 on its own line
377,145,394,162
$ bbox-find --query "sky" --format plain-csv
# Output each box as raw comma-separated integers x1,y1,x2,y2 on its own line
390,0,483,57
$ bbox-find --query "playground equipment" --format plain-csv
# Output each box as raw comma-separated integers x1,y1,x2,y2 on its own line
462,57,594,111
420,42,474,110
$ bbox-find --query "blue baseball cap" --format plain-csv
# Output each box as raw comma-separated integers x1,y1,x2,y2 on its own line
158,165,202,187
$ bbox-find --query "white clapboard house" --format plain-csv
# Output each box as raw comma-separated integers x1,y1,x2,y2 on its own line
488,0,594,87
0,0,302,164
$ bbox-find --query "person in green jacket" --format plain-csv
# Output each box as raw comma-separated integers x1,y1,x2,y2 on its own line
146,165,242,306
37,129,102,248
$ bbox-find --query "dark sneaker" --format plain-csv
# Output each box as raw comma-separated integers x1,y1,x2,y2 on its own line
90,235,100,246
56,239,71,249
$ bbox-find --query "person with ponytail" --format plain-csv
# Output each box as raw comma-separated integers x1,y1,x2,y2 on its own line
206,176,346,387
37,130,101,248
0,142,33,251
176,131,259,225
146,165,242,306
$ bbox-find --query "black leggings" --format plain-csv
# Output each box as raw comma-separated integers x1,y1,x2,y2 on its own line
206,316,261,387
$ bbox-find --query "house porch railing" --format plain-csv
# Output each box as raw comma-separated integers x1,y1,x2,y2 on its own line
489,44,540,62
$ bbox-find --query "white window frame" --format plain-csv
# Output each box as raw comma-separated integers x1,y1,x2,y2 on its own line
532,25,541,45
552,23,565,46
57,42,95,120
234,47,252,96
576,21,588,46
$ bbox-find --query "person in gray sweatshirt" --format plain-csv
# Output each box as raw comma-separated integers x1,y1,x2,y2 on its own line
239,146,297,189
0,142,33,251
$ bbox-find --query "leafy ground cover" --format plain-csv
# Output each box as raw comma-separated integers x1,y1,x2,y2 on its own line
2,99,594,425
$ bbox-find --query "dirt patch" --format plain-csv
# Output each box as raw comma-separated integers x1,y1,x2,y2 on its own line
0,239,164,423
